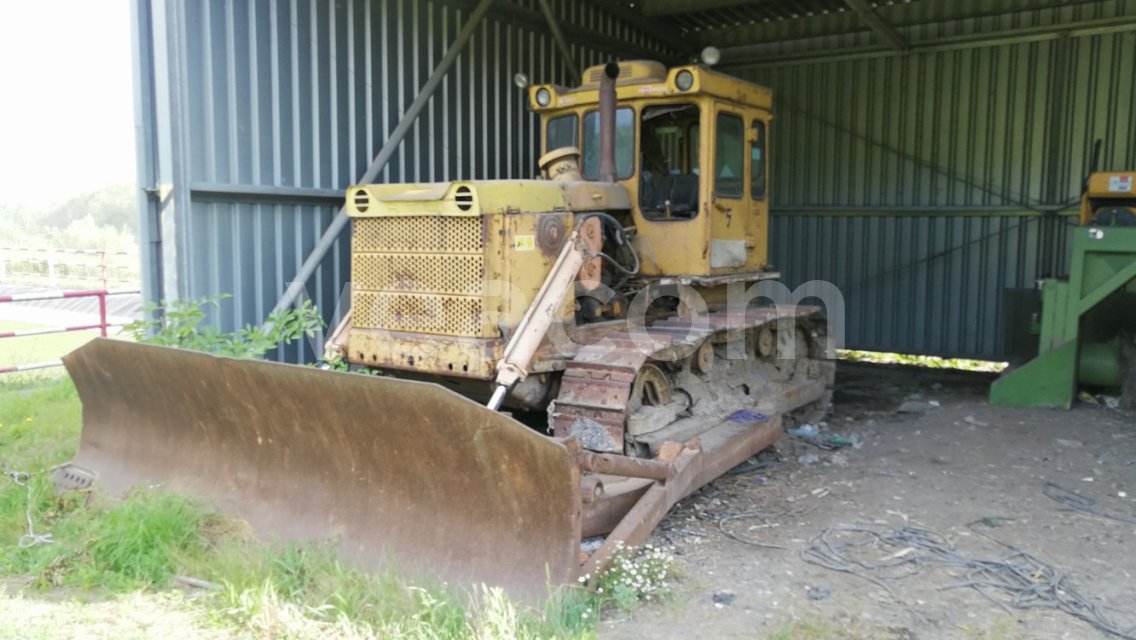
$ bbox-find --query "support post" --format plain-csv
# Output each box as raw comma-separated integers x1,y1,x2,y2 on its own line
270,0,496,317
98,291,108,337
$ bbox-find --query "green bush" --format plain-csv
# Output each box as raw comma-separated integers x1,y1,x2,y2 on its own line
125,295,324,359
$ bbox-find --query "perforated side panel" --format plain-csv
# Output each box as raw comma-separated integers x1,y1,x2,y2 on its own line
353,216,481,253
351,216,488,337
352,292,484,336
352,253,484,296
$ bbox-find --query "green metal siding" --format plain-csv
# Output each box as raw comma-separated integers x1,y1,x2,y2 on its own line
734,3,1136,359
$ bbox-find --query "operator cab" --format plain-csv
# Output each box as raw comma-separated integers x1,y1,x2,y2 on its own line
528,61,774,279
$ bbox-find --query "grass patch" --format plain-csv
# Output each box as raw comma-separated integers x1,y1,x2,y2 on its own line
838,349,1006,373
0,376,81,471
768,620,839,639
0,320,99,383
0,377,600,638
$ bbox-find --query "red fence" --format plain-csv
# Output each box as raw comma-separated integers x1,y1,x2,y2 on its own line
0,289,139,374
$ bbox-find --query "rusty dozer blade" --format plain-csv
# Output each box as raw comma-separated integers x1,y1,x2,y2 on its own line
60,338,581,602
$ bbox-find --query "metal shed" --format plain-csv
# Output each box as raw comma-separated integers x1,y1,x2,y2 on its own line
132,0,1136,362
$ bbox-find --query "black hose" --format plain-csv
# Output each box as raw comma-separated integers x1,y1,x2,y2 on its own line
577,211,640,275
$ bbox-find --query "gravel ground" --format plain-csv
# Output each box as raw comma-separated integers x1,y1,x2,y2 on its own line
602,362,1136,640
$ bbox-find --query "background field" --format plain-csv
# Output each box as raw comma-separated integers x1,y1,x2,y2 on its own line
0,320,100,382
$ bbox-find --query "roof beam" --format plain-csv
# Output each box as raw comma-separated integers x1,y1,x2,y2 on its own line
580,0,697,56
640,0,754,17
721,15,1136,69
843,0,908,52
695,0,1104,48
432,0,683,64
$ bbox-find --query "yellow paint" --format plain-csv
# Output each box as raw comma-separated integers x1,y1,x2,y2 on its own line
346,181,579,374
1080,171,1136,225
344,61,780,379
532,62,774,275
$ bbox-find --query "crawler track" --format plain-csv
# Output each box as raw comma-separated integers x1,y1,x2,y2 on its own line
551,306,833,454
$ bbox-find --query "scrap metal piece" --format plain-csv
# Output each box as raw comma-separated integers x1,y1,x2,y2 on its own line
51,464,95,491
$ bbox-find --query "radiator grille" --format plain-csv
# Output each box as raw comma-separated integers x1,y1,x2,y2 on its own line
351,216,487,337
352,292,484,336
352,253,484,295
353,215,481,253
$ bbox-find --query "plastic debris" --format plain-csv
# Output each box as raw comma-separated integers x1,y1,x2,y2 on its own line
787,424,820,437
897,400,935,414
1080,391,1122,409
787,424,857,450
712,590,736,606
807,586,831,601
728,409,769,423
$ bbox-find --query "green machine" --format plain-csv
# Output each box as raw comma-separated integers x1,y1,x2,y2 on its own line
991,170,1136,409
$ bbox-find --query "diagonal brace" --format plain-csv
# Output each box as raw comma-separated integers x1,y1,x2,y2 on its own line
844,0,908,52
270,0,495,318
536,0,580,82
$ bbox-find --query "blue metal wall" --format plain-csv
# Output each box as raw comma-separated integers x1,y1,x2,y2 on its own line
733,1,1136,359
135,0,1136,362
133,0,674,361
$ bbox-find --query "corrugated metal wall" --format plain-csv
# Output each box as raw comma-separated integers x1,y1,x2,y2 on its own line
136,0,1135,362
134,0,673,362
734,1,1136,359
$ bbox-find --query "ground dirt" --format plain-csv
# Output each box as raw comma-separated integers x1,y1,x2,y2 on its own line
602,362,1136,640
0,587,228,640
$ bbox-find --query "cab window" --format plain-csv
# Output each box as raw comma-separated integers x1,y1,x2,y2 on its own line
546,114,578,152
581,108,634,180
715,112,744,197
639,103,701,219
751,120,766,200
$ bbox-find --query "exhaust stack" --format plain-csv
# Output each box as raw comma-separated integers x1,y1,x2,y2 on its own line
598,62,620,183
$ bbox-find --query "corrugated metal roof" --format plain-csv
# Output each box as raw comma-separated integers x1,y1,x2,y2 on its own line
633,0,921,32
651,0,857,31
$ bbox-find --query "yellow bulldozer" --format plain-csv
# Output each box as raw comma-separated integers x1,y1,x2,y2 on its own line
59,61,834,601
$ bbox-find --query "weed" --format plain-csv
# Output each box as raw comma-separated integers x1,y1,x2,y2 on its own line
84,491,212,588
589,541,678,613
2,489,214,591
125,295,323,359
0,379,82,570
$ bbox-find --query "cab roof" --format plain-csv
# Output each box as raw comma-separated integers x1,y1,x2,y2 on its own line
528,60,773,112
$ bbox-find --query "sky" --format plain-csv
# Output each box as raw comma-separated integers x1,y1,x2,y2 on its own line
0,0,135,209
